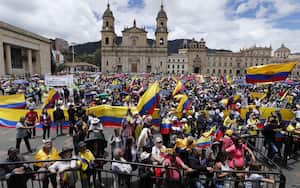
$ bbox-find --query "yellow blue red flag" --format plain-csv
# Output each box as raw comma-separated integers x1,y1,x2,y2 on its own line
137,82,160,115
246,62,296,83
42,89,60,109
0,94,26,109
173,81,185,96
177,95,192,113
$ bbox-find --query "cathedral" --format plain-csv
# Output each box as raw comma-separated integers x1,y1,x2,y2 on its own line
100,3,300,77
101,3,168,73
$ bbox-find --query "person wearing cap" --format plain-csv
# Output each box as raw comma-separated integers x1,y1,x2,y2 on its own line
34,139,60,188
53,104,65,136
181,118,191,136
2,147,29,188
25,106,38,138
16,116,33,153
151,137,166,163
48,146,78,188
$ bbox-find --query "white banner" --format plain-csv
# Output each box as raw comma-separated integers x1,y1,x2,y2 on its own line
45,75,74,86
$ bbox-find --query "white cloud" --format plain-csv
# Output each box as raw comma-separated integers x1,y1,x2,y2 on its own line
0,0,299,52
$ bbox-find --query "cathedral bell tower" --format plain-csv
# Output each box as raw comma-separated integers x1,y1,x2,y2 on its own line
101,3,115,47
155,4,168,48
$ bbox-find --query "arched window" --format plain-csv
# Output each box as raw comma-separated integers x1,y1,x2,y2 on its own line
105,37,109,45
160,22,164,27
106,21,109,27
160,38,164,45
106,61,108,66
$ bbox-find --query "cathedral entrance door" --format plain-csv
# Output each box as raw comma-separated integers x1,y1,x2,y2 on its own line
194,67,200,73
131,63,137,72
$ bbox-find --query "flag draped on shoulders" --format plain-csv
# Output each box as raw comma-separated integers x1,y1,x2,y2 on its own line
42,89,60,109
0,94,26,109
172,81,185,96
246,62,297,83
137,81,160,115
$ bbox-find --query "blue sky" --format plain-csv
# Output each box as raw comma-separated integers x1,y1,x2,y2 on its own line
0,0,299,52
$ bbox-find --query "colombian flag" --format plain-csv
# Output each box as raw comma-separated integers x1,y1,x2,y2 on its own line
246,62,296,83
160,119,171,134
42,89,60,109
137,81,160,115
177,95,192,113
196,136,211,148
0,94,26,109
88,105,161,127
172,81,185,96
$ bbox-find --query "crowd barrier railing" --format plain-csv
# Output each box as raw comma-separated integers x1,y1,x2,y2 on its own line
0,157,286,188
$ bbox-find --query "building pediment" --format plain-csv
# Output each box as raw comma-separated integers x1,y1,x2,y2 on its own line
122,26,147,34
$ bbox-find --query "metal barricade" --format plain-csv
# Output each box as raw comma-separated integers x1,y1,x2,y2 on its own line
0,157,286,188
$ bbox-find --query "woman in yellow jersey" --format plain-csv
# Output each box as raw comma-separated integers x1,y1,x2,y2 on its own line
34,139,60,188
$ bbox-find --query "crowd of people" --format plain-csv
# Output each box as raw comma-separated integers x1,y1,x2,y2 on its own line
0,73,300,188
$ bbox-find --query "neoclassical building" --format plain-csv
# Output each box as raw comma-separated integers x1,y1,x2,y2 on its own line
0,21,51,76
101,4,168,73
100,4,299,77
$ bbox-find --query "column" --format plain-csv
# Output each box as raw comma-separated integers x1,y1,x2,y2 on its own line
0,42,5,76
5,45,12,75
27,49,33,75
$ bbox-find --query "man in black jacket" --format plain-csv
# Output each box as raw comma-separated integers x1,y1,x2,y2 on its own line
187,148,213,188
53,105,65,136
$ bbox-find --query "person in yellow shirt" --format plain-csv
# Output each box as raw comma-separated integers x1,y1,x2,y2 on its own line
181,118,191,136
285,121,298,160
223,113,237,129
34,139,60,188
247,113,259,136
78,141,95,188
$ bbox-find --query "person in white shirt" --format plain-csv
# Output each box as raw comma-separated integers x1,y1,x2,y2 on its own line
137,116,153,152
112,148,132,188
294,105,300,122
151,137,166,163
48,146,78,188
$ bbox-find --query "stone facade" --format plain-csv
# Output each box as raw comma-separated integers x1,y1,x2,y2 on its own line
0,21,51,77
100,4,299,77
101,4,168,73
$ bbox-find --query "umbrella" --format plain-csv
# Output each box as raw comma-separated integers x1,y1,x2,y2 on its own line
13,79,28,85
97,93,109,98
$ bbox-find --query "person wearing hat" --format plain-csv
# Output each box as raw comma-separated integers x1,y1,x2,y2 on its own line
151,137,166,163
88,118,104,138
34,139,60,188
48,146,78,188
25,106,38,138
138,151,153,188
3,147,29,188
137,117,153,152
16,116,33,153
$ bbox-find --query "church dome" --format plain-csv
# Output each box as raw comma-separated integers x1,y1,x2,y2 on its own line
157,5,167,19
103,4,114,18
275,44,290,53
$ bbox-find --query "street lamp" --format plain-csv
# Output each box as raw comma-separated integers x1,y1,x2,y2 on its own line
70,42,76,64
